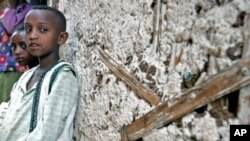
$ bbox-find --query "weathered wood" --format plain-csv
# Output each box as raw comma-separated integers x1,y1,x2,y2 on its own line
120,126,129,141
96,48,161,106
238,13,250,124
122,58,250,141
153,0,161,52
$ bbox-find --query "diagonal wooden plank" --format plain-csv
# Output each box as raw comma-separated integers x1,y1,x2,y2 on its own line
96,47,161,106
121,58,250,141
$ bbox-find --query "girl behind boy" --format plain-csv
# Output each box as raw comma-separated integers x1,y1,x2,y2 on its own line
0,27,38,127
11,27,38,68
0,0,32,103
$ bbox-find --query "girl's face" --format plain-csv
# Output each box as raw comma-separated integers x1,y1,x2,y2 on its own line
11,31,34,66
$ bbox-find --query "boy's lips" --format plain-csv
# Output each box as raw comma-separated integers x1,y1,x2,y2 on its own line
29,43,40,48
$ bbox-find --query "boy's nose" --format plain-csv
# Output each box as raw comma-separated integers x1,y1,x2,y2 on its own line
29,30,38,39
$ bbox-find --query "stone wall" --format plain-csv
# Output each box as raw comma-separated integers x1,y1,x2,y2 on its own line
48,0,250,140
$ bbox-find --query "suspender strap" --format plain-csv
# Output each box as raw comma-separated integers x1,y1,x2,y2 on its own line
48,64,69,94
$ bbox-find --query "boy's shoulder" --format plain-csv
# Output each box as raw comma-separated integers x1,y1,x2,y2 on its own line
51,60,76,76
54,60,75,70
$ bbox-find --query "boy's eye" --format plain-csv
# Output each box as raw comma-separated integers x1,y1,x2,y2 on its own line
20,42,27,50
10,43,16,51
25,27,32,33
39,27,47,32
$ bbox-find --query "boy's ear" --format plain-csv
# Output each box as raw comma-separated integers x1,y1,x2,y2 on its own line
57,32,68,45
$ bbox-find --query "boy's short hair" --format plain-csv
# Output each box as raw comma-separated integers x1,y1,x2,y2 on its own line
31,5,66,32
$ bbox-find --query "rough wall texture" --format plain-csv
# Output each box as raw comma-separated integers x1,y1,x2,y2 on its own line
48,0,250,140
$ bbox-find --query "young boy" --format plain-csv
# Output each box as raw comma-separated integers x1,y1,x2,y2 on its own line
11,27,38,69
0,5,79,141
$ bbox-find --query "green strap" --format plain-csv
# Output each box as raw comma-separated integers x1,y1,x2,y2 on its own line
29,66,53,132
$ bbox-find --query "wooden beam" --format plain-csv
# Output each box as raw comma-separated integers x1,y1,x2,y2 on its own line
96,48,161,106
121,58,250,141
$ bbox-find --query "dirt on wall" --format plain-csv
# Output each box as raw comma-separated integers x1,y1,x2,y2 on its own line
48,0,250,140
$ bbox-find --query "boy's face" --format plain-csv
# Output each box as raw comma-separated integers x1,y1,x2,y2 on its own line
11,31,34,66
24,10,65,58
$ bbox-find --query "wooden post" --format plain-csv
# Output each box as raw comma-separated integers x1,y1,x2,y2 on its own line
152,0,161,52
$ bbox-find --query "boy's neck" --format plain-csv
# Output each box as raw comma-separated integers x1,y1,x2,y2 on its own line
38,54,60,69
